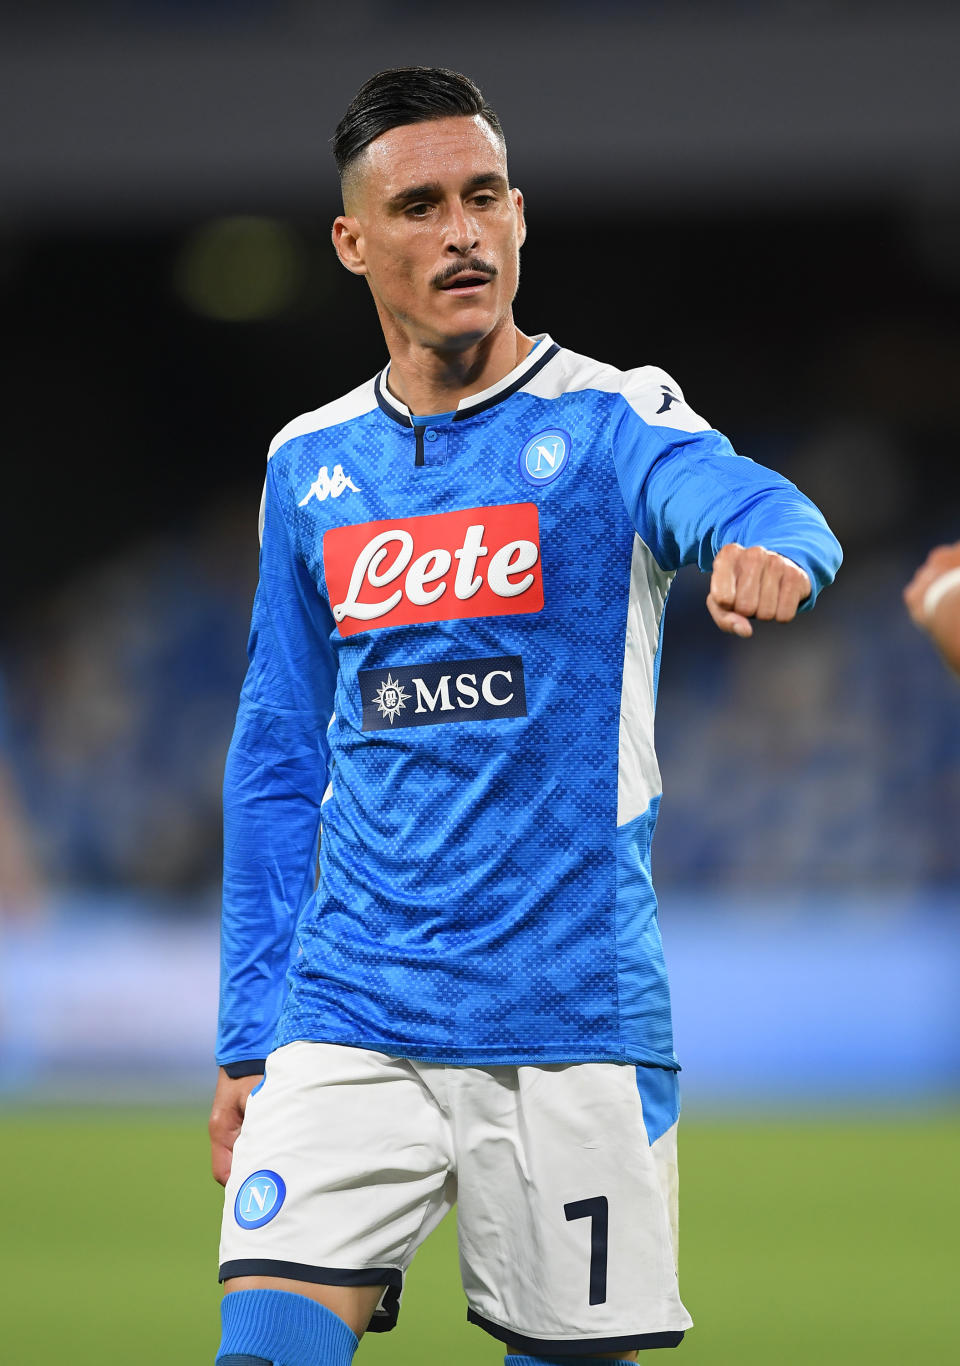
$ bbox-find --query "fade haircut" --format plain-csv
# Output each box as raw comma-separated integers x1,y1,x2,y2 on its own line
333,67,506,190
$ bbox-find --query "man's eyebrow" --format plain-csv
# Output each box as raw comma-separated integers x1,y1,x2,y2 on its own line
463,172,509,192
386,172,509,207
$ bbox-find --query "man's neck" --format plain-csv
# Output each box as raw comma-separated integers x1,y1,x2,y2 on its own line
381,316,535,416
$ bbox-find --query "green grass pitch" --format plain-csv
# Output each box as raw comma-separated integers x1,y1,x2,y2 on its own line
2,1108,956,1364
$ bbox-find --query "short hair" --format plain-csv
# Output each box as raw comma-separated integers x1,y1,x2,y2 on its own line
333,67,505,183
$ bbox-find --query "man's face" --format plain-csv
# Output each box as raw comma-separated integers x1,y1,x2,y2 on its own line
333,115,526,351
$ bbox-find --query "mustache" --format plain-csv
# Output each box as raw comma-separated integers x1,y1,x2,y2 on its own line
431,258,498,288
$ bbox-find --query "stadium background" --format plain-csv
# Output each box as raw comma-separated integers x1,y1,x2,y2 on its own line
1,3,958,1363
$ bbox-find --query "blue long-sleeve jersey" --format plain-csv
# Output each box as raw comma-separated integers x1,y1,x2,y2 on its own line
218,336,841,1072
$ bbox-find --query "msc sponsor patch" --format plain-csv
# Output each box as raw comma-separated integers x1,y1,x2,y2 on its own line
359,655,527,730
323,504,543,637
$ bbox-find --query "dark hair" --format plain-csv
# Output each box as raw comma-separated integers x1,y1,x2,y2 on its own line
333,67,505,180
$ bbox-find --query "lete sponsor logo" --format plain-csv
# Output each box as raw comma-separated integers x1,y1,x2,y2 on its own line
359,655,527,730
323,504,543,637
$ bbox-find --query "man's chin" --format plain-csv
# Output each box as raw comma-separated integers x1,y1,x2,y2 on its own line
424,305,511,353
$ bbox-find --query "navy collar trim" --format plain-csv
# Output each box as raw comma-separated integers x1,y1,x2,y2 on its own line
374,371,411,427
373,336,560,427
453,342,560,419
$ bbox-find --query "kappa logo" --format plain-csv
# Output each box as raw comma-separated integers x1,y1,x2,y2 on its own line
519,428,570,487
298,464,361,506
360,655,527,730
656,386,680,415
234,1170,286,1230
323,504,544,638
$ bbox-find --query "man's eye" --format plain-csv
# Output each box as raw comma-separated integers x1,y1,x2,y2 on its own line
472,194,496,208
406,203,432,217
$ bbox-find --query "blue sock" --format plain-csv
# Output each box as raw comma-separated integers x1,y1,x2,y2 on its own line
217,1289,358,1366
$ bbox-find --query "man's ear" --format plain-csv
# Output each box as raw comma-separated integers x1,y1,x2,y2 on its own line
513,188,527,249
332,215,367,276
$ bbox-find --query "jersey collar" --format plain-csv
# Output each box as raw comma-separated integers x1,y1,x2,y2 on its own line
374,334,560,428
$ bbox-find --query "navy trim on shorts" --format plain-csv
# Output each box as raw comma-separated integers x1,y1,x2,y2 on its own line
467,1309,685,1353
218,1262,403,1332
219,1260,400,1288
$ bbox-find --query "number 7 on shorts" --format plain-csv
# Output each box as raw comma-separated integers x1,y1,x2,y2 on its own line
563,1195,609,1305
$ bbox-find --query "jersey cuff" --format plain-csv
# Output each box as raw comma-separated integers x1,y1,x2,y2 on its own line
221,1059,267,1078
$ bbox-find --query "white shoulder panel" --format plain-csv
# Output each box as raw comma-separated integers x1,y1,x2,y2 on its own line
617,535,674,828
521,345,626,401
619,365,711,433
267,377,378,460
523,346,711,433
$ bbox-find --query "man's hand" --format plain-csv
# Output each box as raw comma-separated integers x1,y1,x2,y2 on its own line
209,1067,263,1186
904,542,960,677
706,543,812,638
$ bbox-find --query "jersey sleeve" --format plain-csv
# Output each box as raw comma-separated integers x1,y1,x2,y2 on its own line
611,369,842,604
217,455,338,1069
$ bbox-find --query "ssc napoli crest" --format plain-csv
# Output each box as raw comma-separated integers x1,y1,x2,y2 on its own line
519,429,570,487
234,1170,286,1229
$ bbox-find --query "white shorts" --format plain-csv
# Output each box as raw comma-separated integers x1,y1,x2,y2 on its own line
219,1042,692,1354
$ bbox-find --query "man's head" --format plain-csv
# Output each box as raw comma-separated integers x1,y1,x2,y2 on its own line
331,67,526,356
333,67,506,205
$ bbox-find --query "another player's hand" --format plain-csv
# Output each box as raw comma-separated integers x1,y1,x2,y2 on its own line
903,542,960,627
903,541,960,677
706,543,812,638
209,1067,263,1186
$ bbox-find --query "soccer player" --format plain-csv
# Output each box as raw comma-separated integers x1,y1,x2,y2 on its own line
210,67,842,1366
904,541,960,677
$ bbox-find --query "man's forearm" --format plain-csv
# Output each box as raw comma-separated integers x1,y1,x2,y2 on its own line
217,701,325,1066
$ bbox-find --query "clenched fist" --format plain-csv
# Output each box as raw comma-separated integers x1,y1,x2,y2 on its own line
706,543,812,638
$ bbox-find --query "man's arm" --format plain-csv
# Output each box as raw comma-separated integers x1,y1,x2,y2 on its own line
904,542,960,677
612,372,842,625
212,455,337,1184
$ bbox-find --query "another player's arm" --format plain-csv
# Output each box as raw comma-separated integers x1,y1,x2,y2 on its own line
904,542,960,677
612,376,841,629
212,455,337,1186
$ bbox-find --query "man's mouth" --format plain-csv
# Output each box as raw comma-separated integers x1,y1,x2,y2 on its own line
434,263,497,294
439,273,492,293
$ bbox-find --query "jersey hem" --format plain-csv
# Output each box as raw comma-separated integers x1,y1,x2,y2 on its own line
272,1032,680,1069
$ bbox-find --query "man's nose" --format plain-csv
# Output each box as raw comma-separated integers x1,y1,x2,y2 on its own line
444,204,479,253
